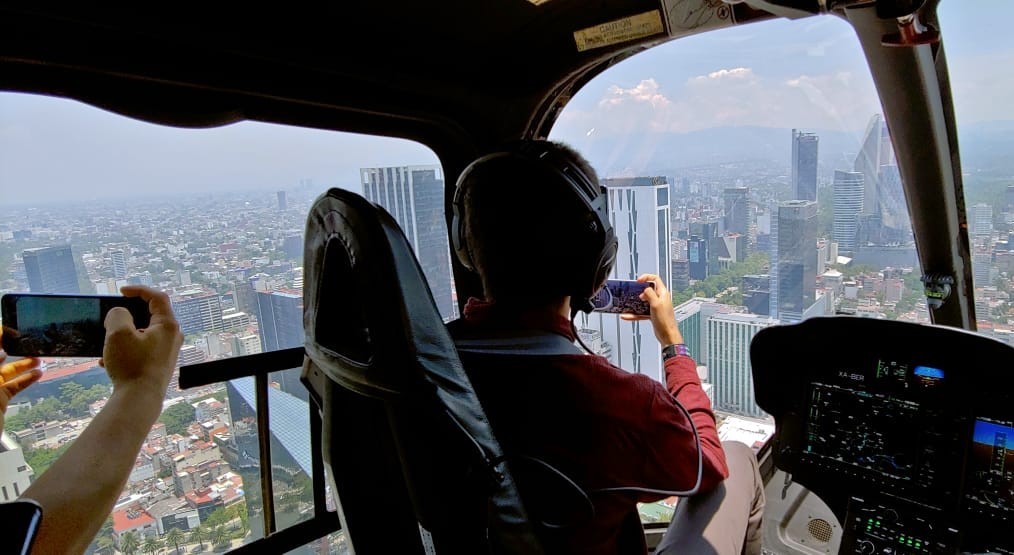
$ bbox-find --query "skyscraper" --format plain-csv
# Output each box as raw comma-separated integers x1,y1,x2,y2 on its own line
277,190,287,212
583,177,671,384
671,258,690,290
776,200,818,323
707,312,778,418
723,187,751,239
855,115,889,217
282,233,303,261
854,115,910,237
254,289,306,401
972,203,994,238
254,290,304,352
769,202,779,319
171,290,225,335
110,250,128,279
742,274,770,317
833,171,864,254
22,246,81,294
361,165,455,321
791,130,818,202
688,236,709,280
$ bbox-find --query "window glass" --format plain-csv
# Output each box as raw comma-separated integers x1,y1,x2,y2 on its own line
0,92,444,551
551,12,928,522
938,0,1014,344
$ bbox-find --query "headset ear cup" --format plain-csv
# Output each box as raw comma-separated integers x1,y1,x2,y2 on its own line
451,164,477,272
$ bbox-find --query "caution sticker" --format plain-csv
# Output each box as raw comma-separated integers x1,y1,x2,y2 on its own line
573,10,665,52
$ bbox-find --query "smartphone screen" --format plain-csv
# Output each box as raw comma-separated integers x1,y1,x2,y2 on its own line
0,500,43,555
1,294,151,357
590,280,654,315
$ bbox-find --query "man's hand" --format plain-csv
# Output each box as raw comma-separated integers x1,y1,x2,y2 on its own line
0,328,42,435
100,286,182,404
620,273,684,346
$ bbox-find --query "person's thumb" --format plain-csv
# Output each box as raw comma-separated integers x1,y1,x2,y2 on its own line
642,286,660,304
105,307,137,337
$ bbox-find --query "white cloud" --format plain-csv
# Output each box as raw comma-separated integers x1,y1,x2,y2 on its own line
555,66,882,138
599,78,671,109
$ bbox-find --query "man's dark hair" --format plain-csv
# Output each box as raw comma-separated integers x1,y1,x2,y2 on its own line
461,140,603,305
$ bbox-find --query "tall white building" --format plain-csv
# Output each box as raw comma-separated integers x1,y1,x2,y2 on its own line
232,334,263,357
0,433,33,502
110,249,128,279
833,170,864,254
972,203,994,238
582,177,671,384
707,312,778,418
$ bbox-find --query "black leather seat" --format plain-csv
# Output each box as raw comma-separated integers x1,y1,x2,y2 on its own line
300,188,542,554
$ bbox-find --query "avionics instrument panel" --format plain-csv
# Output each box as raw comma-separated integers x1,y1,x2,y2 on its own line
751,318,1014,554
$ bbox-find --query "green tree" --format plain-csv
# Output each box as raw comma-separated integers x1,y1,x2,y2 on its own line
672,252,770,306
164,528,185,554
119,531,140,555
24,442,73,476
158,402,196,435
142,537,162,555
5,396,65,431
95,535,115,553
189,526,206,550
203,506,228,529
211,525,229,549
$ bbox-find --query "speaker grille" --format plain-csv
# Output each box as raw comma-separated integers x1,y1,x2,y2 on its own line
807,518,833,543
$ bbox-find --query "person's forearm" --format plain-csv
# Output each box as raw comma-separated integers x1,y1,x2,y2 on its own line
23,385,162,555
664,355,729,489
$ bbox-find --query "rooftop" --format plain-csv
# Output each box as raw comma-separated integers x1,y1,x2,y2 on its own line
38,359,101,383
112,507,155,533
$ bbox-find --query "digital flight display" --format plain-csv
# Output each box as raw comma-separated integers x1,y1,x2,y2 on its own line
964,418,1014,517
914,366,944,379
801,359,954,491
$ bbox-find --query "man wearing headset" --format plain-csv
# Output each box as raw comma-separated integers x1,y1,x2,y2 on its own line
450,140,764,554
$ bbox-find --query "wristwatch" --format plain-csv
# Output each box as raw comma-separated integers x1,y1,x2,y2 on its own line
662,343,690,361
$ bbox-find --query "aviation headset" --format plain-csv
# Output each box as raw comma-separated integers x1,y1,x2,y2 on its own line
451,141,619,314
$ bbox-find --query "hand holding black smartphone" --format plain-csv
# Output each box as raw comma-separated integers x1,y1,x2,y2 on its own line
590,280,655,316
1,294,151,357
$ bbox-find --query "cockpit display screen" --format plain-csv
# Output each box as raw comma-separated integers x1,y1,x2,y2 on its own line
801,359,955,490
964,418,1014,517
804,382,921,481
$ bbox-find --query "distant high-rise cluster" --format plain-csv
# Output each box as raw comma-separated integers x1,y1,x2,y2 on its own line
23,245,81,294
361,165,456,322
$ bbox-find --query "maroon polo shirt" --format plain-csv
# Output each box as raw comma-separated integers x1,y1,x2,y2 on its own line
454,298,729,554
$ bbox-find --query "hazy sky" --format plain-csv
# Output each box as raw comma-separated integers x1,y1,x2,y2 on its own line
0,1,1008,204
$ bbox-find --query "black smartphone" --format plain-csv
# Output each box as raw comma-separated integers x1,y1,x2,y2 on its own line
590,280,655,316
0,500,43,555
1,293,151,357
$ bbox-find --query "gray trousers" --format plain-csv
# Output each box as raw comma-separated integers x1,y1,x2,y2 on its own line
656,441,765,555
